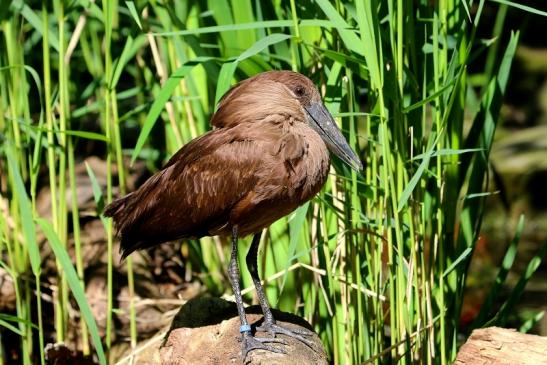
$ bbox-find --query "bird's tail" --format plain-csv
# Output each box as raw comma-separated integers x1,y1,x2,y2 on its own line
103,193,136,258
103,193,133,220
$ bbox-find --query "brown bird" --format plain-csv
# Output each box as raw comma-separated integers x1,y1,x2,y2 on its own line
104,70,361,360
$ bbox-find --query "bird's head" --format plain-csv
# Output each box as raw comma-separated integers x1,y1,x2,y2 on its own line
212,70,362,171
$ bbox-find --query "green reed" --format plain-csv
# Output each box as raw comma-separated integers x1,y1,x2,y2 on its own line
1,1,545,364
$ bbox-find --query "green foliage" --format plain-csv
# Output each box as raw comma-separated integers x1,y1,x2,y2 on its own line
37,219,106,365
0,1,545,364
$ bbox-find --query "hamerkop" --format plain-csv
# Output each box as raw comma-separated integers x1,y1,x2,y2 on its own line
104,70,362,360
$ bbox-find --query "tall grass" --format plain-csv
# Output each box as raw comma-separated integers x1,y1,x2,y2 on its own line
0,1,545,364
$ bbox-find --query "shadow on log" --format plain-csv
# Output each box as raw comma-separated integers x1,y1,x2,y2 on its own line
455,327,547,365
159,297,328,365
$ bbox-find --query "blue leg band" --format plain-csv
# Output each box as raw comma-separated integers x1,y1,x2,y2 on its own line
239,324,251,333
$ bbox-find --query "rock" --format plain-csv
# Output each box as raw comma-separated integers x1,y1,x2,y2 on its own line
44,343,95,365
0,267,16,311
159,297,328,365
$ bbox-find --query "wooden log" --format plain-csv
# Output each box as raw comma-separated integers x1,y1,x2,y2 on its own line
454,327,547,365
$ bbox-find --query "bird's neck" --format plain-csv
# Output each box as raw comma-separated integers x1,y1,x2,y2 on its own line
276,119,331,200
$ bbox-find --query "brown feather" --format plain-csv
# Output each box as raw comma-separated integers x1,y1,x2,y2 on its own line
105,71,332,257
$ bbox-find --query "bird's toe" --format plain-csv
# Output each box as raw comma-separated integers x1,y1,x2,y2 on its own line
241,334,287,362
254,323,316,350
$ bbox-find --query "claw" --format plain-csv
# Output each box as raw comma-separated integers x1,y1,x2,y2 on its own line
241,333,287,362
254,322,316,350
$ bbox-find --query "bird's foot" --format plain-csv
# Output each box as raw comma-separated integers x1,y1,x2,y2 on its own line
241,333,287,362
255,321,316,350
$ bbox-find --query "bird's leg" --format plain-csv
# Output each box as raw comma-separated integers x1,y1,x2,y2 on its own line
228,226,286,361
246,233,315,349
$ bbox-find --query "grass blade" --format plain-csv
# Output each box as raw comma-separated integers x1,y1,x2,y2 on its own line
131,57,215,164
5,144,40,276
489,0,547,17
125,1,143,29
215,33,291,104
37,218,106,365
489,240,547,327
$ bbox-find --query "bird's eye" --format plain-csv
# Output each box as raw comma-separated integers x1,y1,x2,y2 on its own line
294,86,305,97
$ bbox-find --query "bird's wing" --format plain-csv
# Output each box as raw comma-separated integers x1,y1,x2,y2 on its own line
110,127,274,256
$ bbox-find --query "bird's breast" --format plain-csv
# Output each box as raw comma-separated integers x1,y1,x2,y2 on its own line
227,123,330,237
288,123,330,200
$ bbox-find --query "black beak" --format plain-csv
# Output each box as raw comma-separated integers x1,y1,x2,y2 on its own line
305,102,363,171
